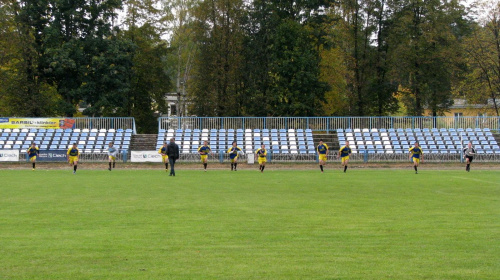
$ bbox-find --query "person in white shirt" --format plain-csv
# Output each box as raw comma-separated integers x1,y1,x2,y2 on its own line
462,142,476,172
107,142,119,171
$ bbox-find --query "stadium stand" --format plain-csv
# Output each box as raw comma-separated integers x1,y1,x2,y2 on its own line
156,127,499,155
156,128,317,155
2,116,499,162
337,128,500,154
0,128,133,153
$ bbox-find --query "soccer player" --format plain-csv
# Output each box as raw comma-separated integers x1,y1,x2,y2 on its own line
255,144,267,173
408,142,423,174
26,142,39,170
158,142,169,172
338,141,352,173
463,142,476,172
107,142,118,171
317,139,329,173
227,141,243,171
198,141,213,171
67,143,80,174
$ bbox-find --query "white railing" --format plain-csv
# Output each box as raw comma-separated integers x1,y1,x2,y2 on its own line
159,116,500,132
73,117,136,133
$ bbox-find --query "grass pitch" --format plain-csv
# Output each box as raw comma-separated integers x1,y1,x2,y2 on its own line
0,167,499,279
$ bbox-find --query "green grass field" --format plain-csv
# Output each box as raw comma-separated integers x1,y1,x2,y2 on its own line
1,168,499,279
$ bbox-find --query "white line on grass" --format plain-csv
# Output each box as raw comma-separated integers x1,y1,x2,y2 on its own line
452,176,500,186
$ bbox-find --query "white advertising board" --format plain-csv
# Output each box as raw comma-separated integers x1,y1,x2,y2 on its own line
130,151,163,163
0,150,20,162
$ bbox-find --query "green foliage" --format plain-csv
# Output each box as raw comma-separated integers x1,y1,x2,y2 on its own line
240,0,328,116
79,36,135,117
387,0,469,116
0,0,490,121
0,0,63,116
318,46,350,115
457,1,500,116
187,0,247,117
321,0,400,116
38,0,128,116
266,19,328,116
164,0,198,117
122,24,171,133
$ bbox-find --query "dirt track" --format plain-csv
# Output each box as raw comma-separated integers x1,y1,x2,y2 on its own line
1,161,498,170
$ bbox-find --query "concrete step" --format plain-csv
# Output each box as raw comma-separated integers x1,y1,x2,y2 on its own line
130,134,158,151
493,133,500,146
312,133,339,150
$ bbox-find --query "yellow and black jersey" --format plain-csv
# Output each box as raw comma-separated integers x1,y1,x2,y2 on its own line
227,146,242,155
409,147,423,158
67,147,79,157
339,146,352,157
255,148,267,158
317,144,329,155
27,147,39,158
198,145,212,155
158,146,167,155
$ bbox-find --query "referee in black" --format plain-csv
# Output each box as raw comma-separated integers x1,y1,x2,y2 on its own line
463,142,476,172
167,137,180,176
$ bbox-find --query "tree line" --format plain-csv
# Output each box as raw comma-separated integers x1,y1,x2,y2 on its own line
0,0,499,132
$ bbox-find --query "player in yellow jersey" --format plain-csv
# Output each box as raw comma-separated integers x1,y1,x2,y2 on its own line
255,144,268,173
408,142,423,174
338,141,352,173
227,141,243,171
26,142,39,170
158,142,169,171
198,141,214,172
316,139,329,173
67,143,80,174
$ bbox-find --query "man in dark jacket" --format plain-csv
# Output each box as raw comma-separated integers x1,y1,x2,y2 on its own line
166,138,180,176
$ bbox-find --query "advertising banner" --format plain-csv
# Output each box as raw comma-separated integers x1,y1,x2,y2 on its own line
0,150,20,162
0,118,75,129
36,150,68,162
131,151,162,163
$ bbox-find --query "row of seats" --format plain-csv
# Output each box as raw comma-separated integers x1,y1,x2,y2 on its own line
159,128,313,133
338,128,499,154
337,128,492,133
0,126,497,155
157,128,316,154
0,128,132,151
341,131,494,138
0,128,133,133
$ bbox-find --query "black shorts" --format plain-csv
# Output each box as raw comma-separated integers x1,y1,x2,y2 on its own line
465,156,473,163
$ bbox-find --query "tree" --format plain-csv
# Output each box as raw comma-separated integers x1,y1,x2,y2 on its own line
318,45,350,116
164,0,198,117
387,0,469,116
39,0,130,116
242,0,329,116
120,24,171,133
0,0,62,116
315,0,398,116
458,0,500,116
78,36,134,117
188,0,246,116
120,0,171,132
266,19,328,116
